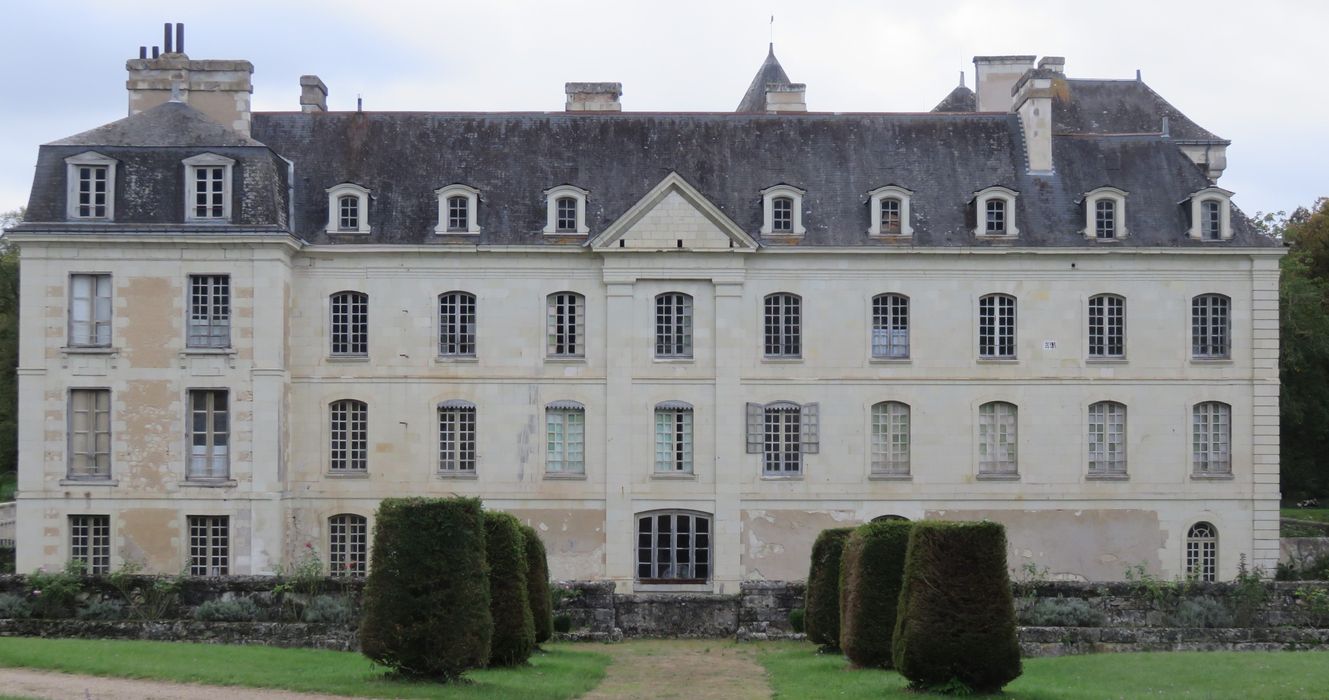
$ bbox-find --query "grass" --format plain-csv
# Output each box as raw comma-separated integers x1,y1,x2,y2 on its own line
1282,507,1329,524
758,641,1329,699
1281,508,1329,537
0,638,610,699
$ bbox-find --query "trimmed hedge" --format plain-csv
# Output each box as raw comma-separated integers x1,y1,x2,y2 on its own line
485,511,536,666
359,497,492,679
839,520,912,668
892,521,1022,694
520,523,554,645
804,527,854,649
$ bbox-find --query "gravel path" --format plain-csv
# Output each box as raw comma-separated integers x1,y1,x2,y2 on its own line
0,668,366,700
578,640,771,700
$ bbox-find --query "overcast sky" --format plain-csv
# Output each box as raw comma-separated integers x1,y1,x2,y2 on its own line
1,0,1323,219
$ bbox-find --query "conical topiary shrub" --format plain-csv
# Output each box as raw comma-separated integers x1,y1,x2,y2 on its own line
485,511,536,666
892,520,1022,694
804,527,854,649
520,523,554,645
839,520,912,668
359,497,491,679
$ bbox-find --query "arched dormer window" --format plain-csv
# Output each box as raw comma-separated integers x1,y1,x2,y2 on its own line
65,151,117,221
543,185,589,235
1183,186,1234,241
434,183,480,235
1080,187,1128,240
867,185,914,237
325,183,371,234
972,186,1019,238
760,184,806,236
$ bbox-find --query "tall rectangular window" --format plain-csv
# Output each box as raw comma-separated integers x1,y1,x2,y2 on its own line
771,197,794,232
1088,401,1127,476
69,514,110,574
1088,294,1125,359
763,404,802,475
979,294,1016,359
188,275,231,348
1201,200,1222,240
75,166,109,219
654,406,694,474
556,197,578,232
329,514,368,577
447,196,469,232
191,166,227,219
547,293,585,358
187,390,229,480
68,389,111,479
871,401,910,476
880,198,902,234
1192,294,1230,359
637,511,710,583
655,293,693,359
985,199,1006,234
1095,199,1117,239
763,293,801,358
330,291,368,356
338,195,359,231
871,294,909,359
546,405,585,474
439,403,477,473
978,401,1018,475
69,273,112,347
188,515,229,576
329,400,368,472
1193,402,1231,475
438,292,477,357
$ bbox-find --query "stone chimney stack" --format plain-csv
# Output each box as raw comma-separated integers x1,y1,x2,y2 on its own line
126,30,254,137
300,75,328,113
973,55,1035,111
764,83,807,113
1012,65,1059,175
565,83,622,112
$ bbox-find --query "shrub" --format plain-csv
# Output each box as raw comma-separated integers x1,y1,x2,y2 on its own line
194,597,261,622
1171,596,1234,628
1018,597,1104,627
788,607,805,634
893,521,1022,694
520,523,554,645
553,615,573,634
0,593,31,619
303,595,354,624
839,520,911,668
27,561,85,618
77,598,125,620
804,527,854,649
486,511,536,666
108,559,185,620
359,497,492,680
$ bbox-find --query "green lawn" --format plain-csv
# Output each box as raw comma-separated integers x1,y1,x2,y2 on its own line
1283,507,1329,524
758,642,1329,699
0,638,609,699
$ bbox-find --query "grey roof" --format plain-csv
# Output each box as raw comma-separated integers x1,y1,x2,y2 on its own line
736,44,793,112
1053,79,1224,141
244,110,1272,248
932,85,976,113
49,100,266,148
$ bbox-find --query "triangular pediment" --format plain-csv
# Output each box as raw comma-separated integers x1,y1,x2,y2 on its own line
591,172,758,252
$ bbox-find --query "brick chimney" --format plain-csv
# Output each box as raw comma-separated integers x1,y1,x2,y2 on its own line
125,24,254,136
300,75,328,113
973,55,1035,111
565,83,622,112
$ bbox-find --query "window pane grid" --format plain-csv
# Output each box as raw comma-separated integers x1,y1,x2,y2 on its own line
439,292,477,356
439,407,477,472
654,409,694,473
546,408,585,473
880,198,901,234
1088,401,1127,475
772,197,793,232
76,166,108,218
556,197,578,232
655,293,693,358
985,199,1006,234
329,514,368,577
330,400,368,472
69,514,110,574
1192,294,1229,358
187,390,229,479
331,292,368,356
69,389,111,478
979,402,1018,474
871,294,909,358
764,294,801,357
547,293,586,357
338,195,359,231
637,512,710,582
1202,201,1222,240
69,274,112,347
447,196,469,231
1192,402,1231,474
871,401,910,475
188,275,231,348
979,294,1016,359
188,515,229,576
1186,523,1217,582
763,405,802,474
1088,295,1124,358
192,167,226,219
1095,200,1116,239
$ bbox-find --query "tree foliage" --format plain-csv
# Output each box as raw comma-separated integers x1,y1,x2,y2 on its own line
519,523,554,644
1279,199,1329,500
839,520,912,668
485,511,535,666
0,207,22,478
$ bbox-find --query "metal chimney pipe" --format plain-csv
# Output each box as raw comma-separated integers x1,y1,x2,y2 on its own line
151,46,160,59
163,22,173,53
139,46,147,59
176,23,184,54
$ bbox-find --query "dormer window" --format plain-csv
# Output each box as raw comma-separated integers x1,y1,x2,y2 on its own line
325,183,371,235
1081,187,1129,241
434,184,480,235
543,185,589,235
867,185,914,237
183,153,234,222
972,186,1019,238
65,152,116,221
1184,187,1234,241
760,184,806,236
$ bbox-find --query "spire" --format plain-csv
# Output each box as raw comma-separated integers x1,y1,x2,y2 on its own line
736,43,793,112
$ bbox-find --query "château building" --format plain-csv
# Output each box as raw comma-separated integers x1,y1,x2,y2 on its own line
7,27,1281,591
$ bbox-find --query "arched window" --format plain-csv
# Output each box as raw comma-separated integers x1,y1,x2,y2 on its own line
871,294,909,359
438,400,477,473
330,291,368,357
547,292,586,358
764,293,801,358
871,401,910,476
636,510,711,583
1192,401,1231,476
872,514,910,522
543,185,589,235
973,186,1019,237
1088,401,1126,476
978,401,1017,476
438,291,477,357
329,399,367,472
1192,294,1230,359
979,294,1016,359
434,184,480,235
1088,294,1125,359
760,185,806,235
328,514,367,577
1185,522,1217,582
655,293,693,359
324,182,370,234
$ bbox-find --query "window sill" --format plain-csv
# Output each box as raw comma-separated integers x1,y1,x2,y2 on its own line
1191,473,1235,481
60,478,117,487
437,471,478,480
1190,358,1234,365
179,479,237,488
1086,357,1128,365
634,582,712,593
544,356,587,364
653,357,695,364
326,471,369,479
184,219,234,225
761,357,803,364
651,472,696,480
1086,473,1130,481
868,473,912,481
435,355,479,364
61,346,118,355
976,472,1021,481
327,355,370,363
869,357,911,364
434,229,481,236
760,474,804,481
544,472,587,480
977,358,1019,364
181,347,236,356
868,232,913,240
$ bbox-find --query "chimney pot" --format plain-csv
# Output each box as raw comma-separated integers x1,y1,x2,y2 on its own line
163,22,173,54
300,75,328,113
565,82,622,112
